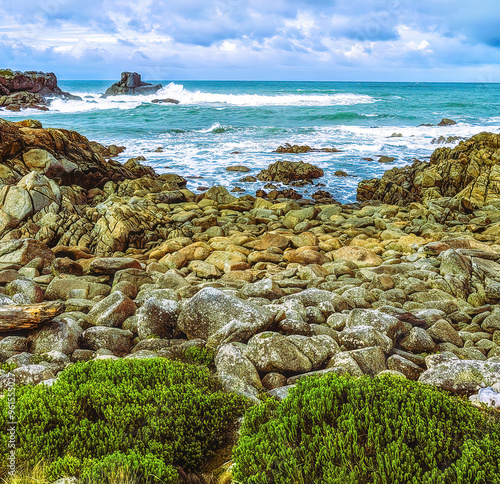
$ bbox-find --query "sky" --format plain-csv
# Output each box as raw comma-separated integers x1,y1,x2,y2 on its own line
0,0,499,81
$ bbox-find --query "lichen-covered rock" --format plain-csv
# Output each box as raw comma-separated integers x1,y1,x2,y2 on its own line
244,332,313,374
177,287,274,346
0,118,153,189
28,317,82,355
332,246,383,268
81,326,134,354
85,291,137,327
136,297,179,340
419,359,500,392
0,238,54,266
215,343,262,402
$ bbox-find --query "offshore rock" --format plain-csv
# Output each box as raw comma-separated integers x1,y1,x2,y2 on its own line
257,160,324,184
105,72,162,96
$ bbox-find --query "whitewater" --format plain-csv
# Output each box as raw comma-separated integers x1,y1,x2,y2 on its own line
2,80,500,203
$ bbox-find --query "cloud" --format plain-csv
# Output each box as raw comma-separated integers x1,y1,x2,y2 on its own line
1,0,500,80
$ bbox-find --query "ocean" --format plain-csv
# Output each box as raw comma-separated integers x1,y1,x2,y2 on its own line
3,80,500,203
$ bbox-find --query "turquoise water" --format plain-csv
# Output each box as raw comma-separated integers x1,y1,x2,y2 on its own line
2,81,500,202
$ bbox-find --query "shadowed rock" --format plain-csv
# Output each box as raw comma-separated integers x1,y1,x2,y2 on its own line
105,72,162,96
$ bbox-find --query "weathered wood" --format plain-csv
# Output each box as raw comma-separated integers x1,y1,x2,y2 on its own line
0,301,65,332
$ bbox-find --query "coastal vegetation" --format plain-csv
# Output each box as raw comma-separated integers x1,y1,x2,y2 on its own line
233,374,500,483
0,359,247,483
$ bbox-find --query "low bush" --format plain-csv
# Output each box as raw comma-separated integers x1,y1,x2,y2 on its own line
0,358,248,483
232,374,500,484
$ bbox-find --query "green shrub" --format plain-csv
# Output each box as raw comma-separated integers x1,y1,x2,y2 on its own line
0,358,248,483
232,374,500,484
181,346,215,367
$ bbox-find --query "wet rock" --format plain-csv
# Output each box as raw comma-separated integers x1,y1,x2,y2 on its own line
226,165,251,172
274,143,340,154
357,132,500,208
257,160,324,184
438,118,457,126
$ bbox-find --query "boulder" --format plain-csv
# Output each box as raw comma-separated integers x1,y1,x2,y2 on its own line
240,278,285,300
347,346,387,376
89,257,142,275
257,160,324,184
215,343,262,401
136,297,179,340
45,277,110,300
244,332,312,374
0,238,54,266
81,326,134,354
85,291,137,328
332,246,383,268
11,364,55,386
28,317,82,355
104,72,162,96
419,359,500,392
339,326,393,353
177,287,274,347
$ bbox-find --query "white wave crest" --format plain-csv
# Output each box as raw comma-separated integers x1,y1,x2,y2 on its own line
156,83,377,106
43,82,377,113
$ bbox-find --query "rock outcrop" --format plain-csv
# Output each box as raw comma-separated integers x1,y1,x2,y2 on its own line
0,118,148,188
105,72,162,96
0,70,80,111
357,132,500,209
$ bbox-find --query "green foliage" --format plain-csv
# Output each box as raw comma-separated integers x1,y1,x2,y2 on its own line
0,362,17,373
0,69,14,77
232,374,500,484
181,346,215,367
0,358,248,483
45,451,179,484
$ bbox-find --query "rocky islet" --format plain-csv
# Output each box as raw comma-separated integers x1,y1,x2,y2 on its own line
0,70,81,111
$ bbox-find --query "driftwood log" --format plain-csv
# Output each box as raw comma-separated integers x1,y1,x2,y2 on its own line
0,301,65,332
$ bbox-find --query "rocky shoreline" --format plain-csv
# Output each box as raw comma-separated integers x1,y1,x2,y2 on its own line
0,117,499,479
